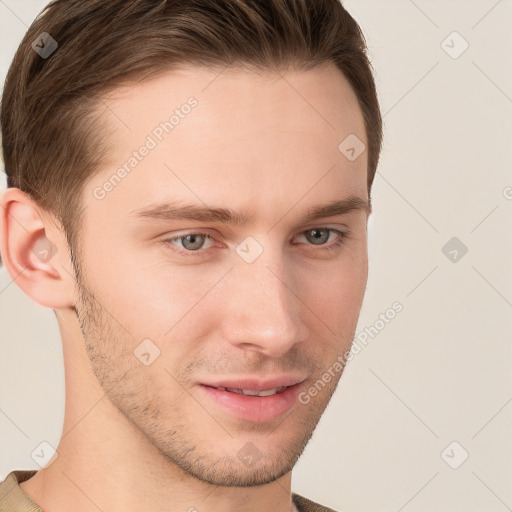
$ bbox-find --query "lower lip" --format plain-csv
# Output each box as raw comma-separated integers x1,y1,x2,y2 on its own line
197,382,303,423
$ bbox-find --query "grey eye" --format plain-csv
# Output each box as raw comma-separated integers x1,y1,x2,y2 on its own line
175,234,210,251
303,229,331,245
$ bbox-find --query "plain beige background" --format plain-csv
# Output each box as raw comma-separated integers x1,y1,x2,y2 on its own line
1,1,511,511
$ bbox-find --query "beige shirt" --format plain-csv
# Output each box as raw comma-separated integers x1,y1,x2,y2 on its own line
0,470,337,512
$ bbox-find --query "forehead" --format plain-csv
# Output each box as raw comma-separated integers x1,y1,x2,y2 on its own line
86,63,368,222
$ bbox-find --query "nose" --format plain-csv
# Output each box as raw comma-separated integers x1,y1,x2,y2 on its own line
220,250,309,358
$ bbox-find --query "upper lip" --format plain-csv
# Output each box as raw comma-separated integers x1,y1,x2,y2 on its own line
200,375,307,391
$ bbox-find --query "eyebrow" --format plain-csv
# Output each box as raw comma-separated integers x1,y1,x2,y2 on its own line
129,195,370,225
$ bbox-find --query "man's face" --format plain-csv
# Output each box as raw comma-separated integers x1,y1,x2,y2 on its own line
74,63,369,486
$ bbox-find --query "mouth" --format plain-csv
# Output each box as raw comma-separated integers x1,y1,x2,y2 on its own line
211,385,289,397
197,380,305,423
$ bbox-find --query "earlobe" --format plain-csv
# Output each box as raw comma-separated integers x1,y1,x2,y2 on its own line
0,187,76,309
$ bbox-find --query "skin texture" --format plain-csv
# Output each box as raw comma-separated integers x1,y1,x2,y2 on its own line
0,63,370,512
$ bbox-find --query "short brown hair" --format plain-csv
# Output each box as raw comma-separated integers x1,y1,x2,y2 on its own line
0,0,383,268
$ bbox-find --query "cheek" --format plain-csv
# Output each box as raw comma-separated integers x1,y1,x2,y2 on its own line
94,259,222,348
299,254,368,324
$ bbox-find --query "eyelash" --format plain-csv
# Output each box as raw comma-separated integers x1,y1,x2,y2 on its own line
162,228,349,258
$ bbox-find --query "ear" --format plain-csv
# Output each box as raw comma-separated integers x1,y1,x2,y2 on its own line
0,187,77,309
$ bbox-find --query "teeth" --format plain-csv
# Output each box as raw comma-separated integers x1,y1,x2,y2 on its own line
216,386,287,396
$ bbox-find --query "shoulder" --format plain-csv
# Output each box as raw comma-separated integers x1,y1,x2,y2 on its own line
292,491,339,512
0,469,42,512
